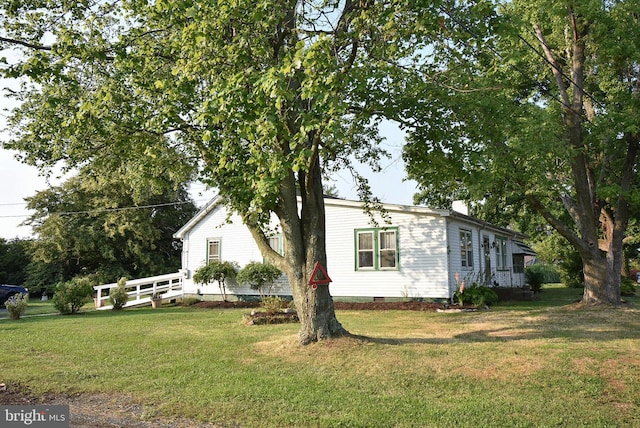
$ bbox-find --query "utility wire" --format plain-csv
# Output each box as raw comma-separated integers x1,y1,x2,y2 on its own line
516,30,606,110
0,198,213,219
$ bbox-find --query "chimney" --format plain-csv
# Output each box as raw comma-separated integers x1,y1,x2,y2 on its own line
452,200,469,216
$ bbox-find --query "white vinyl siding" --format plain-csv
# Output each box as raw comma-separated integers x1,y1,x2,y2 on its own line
180,197,465,299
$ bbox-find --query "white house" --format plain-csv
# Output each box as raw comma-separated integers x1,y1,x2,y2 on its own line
173,196,535,301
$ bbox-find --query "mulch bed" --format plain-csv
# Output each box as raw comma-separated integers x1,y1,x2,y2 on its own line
191,300,467,311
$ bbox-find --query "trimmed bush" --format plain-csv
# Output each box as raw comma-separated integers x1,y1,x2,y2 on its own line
52,277,94,315
237,262,282,298
525,265,546,292
260,296,290,313
193,260,239,301
109,277,129,310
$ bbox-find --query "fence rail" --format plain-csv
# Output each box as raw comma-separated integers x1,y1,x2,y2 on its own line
93,272,183,309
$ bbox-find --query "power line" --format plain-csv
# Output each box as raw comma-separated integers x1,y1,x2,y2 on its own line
0,198,214,219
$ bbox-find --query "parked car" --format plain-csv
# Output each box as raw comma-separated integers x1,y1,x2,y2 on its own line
0,284,29,307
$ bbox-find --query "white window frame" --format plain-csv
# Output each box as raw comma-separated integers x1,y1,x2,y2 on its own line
460,229,473,270
356,230,375,270
268,234,283,255
495,236,508,270
207,238,221,263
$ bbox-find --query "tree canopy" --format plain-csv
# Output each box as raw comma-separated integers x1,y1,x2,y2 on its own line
1,0,442,343
0,238,31,285
403,0,640,305
23,166,197,289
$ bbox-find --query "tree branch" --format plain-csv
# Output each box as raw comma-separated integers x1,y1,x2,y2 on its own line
532,23,570,109
526,193,582,249
0,36,52,51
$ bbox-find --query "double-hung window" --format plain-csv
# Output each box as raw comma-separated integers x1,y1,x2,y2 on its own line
268,234,283,255
355,228,399,271
207,238,221,263
495,236,508,270
460,229,473,269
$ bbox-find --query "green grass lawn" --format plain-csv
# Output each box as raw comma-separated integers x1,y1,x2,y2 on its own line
1,286,639,427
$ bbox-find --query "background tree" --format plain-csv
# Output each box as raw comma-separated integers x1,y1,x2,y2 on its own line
0,238,32,286
403,0,640,305
23,166,197,286
1,1,440,343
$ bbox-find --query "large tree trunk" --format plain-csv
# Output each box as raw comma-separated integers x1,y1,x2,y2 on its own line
291,153,348,344
533,14,629,307
581,250,622,306
258,149,348,345
288,268,347,345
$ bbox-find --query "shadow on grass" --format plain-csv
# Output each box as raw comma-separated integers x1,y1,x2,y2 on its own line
347,303,640,345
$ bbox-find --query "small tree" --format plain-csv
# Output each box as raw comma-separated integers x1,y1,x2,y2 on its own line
109,277,129,310
193,261,238,301
237,262,282,299
52,277,94,315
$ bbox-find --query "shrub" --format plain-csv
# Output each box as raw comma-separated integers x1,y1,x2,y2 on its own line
260,296,289,313
52,277,94,315
193,260,239,301
109,277,129,310
5,293,28,320
525,265,546,292
236,262,282,298
453,283,498,307
621,277,636,296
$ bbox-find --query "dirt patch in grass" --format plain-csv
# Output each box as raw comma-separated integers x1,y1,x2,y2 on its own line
243,311,300,325
0,384,220,428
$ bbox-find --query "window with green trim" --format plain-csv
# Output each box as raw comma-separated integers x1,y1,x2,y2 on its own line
355,228,399,271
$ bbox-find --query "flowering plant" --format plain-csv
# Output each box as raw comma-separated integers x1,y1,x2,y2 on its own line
453,272,466,305
5,293,28,320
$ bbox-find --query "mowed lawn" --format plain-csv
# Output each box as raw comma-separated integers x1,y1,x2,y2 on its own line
1,286,639,427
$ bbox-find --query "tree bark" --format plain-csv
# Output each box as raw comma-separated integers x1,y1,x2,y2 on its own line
251,149,348,344
291,152,348,344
